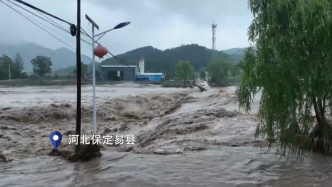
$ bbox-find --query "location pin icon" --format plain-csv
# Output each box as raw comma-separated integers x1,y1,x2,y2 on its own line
49,131,62,149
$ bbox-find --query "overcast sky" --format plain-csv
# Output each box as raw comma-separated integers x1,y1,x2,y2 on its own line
0,0,253,58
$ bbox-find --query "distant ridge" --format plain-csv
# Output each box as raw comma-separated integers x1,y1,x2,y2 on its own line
0,42,247,75
0,42,92,73
101,44,247,77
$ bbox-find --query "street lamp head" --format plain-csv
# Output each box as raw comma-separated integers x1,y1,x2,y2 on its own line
113,21,131,30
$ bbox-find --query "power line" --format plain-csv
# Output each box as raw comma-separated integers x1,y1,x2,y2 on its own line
3,0,141,78
12,0,73,25
8,0,114,63
34,5,69,33
5,0,93,49
9,0,131,69
1,0,94,63
24,10,74,43
7,0,90,39
10,0,92,47
29,8,94,52
0,0,76,51
6,0,71,42
80,27,90,37
81,31,133,68
80,25,146,78
7,0,69,33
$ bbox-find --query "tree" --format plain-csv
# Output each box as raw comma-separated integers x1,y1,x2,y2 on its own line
88,69,100,78
0,55,14,80
31,56,52,77
200,71,206,80
175,60,195,86
12,53,24,79
207,58,231,86
230,64,241,77
237,0,332,159
73,62,88,77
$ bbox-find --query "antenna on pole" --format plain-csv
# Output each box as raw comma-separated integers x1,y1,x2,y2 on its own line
212,23,217,60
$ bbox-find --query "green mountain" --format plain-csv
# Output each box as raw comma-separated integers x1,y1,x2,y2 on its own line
0,42,247,76
0,42,92,73
223,47,245,54
101,44,246,77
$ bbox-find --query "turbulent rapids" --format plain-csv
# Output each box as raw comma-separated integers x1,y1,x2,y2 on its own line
0,83,332,186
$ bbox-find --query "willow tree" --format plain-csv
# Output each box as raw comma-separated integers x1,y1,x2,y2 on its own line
237,0,332,159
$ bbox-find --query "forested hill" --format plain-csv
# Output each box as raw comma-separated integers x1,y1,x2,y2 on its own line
101,44,246,76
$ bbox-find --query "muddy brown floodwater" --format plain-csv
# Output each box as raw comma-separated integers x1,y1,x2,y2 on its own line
1,82,332,187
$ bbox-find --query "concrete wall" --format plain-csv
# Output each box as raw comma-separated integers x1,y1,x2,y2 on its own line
101,67,137,81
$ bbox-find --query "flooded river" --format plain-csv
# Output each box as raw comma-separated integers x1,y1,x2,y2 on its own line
1,83,332,187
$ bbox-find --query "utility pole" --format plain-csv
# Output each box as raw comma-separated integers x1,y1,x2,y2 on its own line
75,0,82,153
85,14,99,135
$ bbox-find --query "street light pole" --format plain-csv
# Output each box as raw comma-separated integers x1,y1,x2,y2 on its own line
85,15,130,136
85,14,99,135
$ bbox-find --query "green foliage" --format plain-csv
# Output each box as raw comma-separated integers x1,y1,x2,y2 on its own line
0,54,28,80
237,0,332,160
31,56,52,77
88,69,100,77
95,70,100,78
207,58,232,86
200,71,206,80
12,53,25,79
230,64,241,77
0,55,13,80
175,60,195,86
73,62,88,76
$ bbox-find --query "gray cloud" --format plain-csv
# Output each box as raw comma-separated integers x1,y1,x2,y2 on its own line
0,0,253,58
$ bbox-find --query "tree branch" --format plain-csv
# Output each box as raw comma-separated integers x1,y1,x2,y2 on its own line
313,96,321,125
